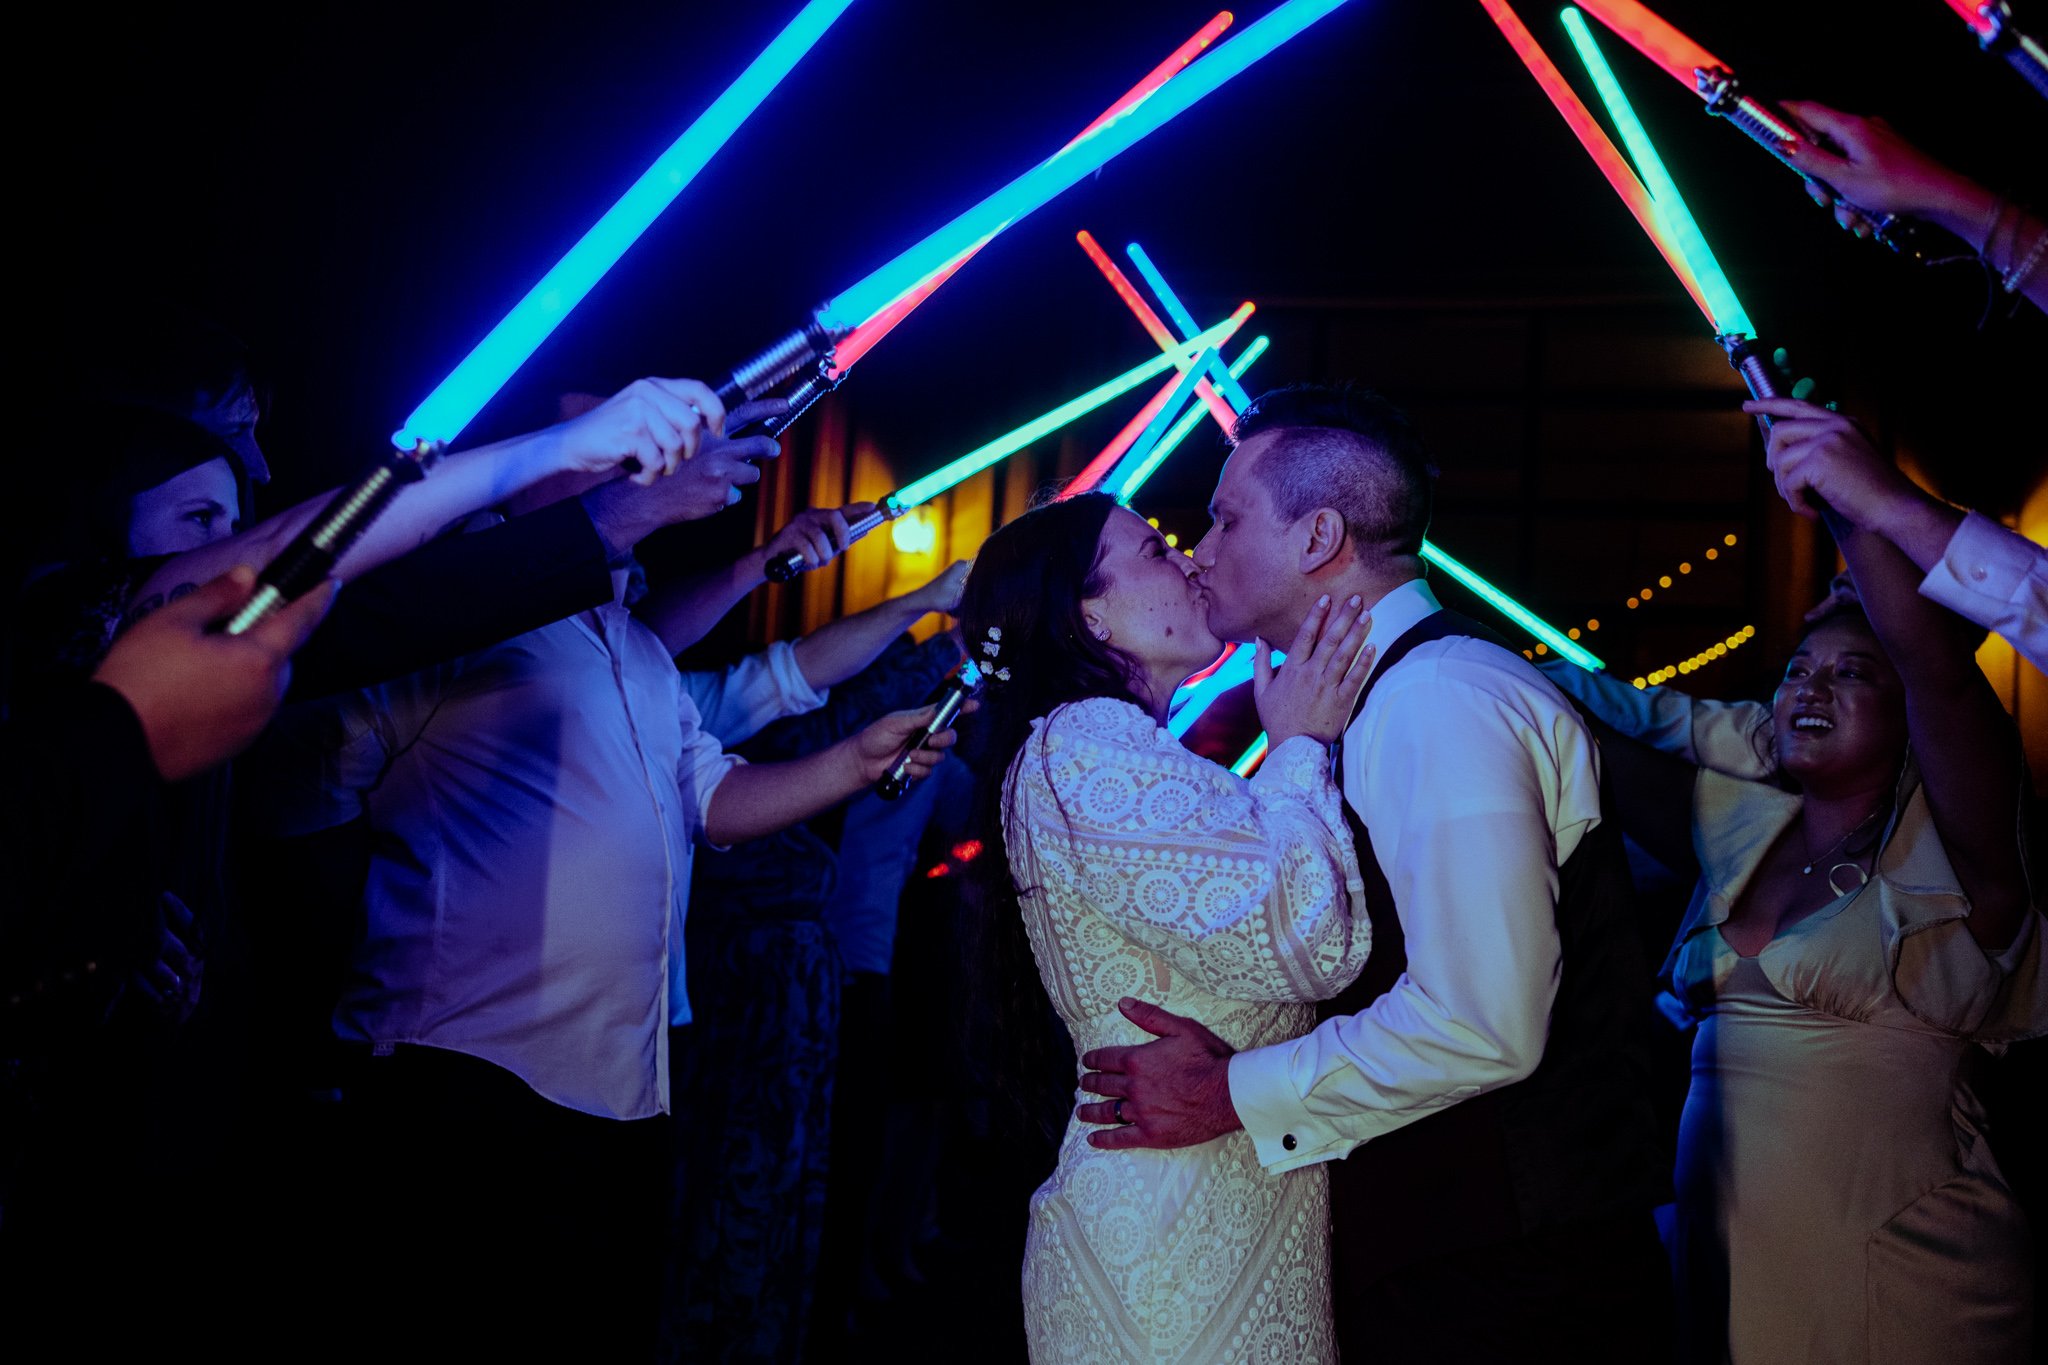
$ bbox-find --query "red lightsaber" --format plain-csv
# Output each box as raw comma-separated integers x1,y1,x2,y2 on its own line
827,11,1236,376
1474,0,1714,320
1939,0,2048,97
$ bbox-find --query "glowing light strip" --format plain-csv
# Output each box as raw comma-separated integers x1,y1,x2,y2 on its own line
1560,9,1754,336
1168,644,1258,736
1077,231,1238,428
1422,540,1604,669
1124,243,1255,412
1103,353,1216,499
1474,0,1713,321
394,0,857,448
1065,372,1186,496
818,0,1356,329
1113,335,1269,501
830,12,1235,375
1566,0,1722,92
890,311,1247,509
1228,735,1269,776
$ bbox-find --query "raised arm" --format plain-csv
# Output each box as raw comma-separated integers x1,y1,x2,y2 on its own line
1542,660,1775,781
702,702,960,847
1760,401,2030,949
792,562,966,690
633,500,878,657
128,377,725,611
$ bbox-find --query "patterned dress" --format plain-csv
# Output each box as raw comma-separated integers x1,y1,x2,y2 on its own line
1006,698,1372,1364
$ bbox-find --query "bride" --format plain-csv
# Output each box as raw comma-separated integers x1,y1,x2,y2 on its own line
958,490,1376,1363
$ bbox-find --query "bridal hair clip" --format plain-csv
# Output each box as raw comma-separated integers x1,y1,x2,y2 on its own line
977,625,1012,684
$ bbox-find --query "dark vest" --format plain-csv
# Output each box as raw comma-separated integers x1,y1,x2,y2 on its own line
1323,609,1664,1284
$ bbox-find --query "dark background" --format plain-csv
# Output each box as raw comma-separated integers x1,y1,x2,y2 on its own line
29,0,2048,696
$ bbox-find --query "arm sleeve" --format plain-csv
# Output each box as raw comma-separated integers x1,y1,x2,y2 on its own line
1918,512,2048,675
678,640,828,748
1542,659,1776,782
1022,699,1370,1004
1227,662,1592,1171
285,497,613,701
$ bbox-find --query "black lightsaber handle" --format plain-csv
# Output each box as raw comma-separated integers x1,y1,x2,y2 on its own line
221,448,436,636
1721,336,1853,543
876,675,971,801
733,358,842,440
1694,68,1928,259
1977,1,2048,99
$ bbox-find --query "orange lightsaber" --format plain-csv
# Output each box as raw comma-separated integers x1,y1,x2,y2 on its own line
1062,300,1255,496
1076,230,1240,429
1474,0,1713,321
829,11,1235,375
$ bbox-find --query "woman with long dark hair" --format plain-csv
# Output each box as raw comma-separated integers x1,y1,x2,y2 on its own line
958,491,1374,1363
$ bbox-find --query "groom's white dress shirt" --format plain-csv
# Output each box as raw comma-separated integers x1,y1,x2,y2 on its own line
1227,578,1607,1172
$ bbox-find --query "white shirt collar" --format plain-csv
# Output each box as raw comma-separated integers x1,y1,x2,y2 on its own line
1357,577,1441,685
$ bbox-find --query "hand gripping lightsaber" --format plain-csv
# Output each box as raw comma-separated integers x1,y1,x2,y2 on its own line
1557,10,1854,541
1941,0,2048,98
763,308,1253,580
1566,0,1931,256
877,659,980,799
223,1,859,635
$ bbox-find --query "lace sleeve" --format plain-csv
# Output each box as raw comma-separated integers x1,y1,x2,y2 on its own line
1014,698,1369,1003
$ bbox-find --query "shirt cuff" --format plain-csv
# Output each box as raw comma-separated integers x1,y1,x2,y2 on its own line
1922,512,2032,611
762,638,829,712
1228,1042,1354,1173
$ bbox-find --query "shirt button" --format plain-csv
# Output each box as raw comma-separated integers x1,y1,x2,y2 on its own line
1971,566,1989,581
1281,1133,1298,1151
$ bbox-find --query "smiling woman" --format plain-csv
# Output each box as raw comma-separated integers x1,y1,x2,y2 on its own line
1545,533,2043,1361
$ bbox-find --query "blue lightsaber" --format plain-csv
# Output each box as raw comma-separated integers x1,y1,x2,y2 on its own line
395,0,859,450
816,0,1357,331
1114,335,1270,502
1101,350,1217,498
229,2,856,635
1124,243,1255,412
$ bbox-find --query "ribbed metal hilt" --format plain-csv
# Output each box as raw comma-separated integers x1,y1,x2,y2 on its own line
1719,334,1852,541
764,492,900,583
222,441,441,636
1978,2,2048,98
1694,67,1921,258
713,317,842,407
877,665,974,800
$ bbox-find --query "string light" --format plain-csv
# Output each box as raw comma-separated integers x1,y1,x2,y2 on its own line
1633,624,1757,688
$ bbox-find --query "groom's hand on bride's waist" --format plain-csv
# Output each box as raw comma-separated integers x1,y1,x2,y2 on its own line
1077,997,1244,1150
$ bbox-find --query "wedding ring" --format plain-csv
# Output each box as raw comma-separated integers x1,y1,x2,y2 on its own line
1113,1098,1129,1125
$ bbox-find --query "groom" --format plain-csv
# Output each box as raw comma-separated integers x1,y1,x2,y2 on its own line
1078,385,1669,1360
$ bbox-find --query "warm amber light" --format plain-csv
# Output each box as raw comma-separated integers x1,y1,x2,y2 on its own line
1724,533,1738,546
1586,618,1600,631
1568,628,1581,639
1640,588,1653,600
1627,597,1639,609
1659,575,1672,588
1705,548,1719,560
1534,643,1548,655
1678,562,1691,574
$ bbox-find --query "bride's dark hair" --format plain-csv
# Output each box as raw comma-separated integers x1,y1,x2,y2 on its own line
957,491,1145,1133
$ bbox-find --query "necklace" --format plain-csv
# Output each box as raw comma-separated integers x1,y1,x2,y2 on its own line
1801,804,1885,876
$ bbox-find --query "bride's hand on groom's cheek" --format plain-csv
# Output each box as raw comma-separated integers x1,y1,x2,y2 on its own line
1077,997,1244,1150
1252,593,1374,749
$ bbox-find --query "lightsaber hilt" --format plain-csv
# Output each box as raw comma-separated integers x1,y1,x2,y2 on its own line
764,494,905,583
1693,67,1924,258
1976,2,2048,98
1718,334,1853,542
222,441,446,636
739,357,842,439
712,316,844,408
876,663,977,801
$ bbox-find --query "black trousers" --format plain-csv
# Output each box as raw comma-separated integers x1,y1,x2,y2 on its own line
337,1045,671,1361
1337,1211,1674,1364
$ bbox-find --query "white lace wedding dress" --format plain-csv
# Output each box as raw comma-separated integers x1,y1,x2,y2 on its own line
1006,698,1371,1364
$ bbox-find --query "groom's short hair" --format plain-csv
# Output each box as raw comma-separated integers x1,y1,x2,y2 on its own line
1231,384,1436,560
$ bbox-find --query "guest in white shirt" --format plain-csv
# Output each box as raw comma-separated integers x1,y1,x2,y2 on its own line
290,409,964,1360
1748,394,2045,673
1074,385,1667,1362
